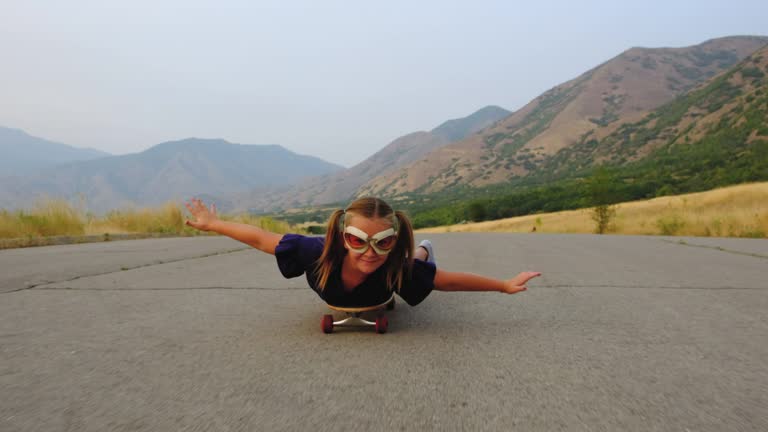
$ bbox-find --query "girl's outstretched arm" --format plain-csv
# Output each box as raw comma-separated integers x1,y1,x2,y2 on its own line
433,269,541,294
184,198,283,255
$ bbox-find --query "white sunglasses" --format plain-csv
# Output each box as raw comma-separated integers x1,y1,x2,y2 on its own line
343,226,398,255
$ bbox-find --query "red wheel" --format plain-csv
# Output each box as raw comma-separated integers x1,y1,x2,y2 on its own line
375,315,388,334
321,314,334,334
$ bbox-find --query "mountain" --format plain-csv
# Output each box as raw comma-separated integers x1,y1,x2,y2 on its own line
357,36,768,197
560,43,768,189
0,127,111,176
430,105,512,142
233,105,511,211
399,44,768,228
0,138,343,213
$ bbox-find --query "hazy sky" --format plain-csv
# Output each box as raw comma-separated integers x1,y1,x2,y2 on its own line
2,0,766,167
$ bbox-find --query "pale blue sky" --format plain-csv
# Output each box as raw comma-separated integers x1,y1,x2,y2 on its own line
1,0,766,166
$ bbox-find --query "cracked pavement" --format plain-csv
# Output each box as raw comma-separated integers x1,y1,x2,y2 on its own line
1,234,767,431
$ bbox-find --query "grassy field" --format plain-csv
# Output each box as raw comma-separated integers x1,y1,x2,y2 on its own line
417,182,768,238
2,182,766,248
0,200,300,248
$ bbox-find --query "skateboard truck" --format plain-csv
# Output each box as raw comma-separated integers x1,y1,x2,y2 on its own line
321,295,395,334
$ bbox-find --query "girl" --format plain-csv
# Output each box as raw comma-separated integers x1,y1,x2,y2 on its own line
184,197,540,308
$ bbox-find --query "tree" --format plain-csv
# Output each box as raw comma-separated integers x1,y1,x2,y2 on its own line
584,166,619,234
467,201,487,222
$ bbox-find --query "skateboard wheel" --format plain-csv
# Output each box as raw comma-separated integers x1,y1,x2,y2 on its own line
375,316,388,334
386,298,395,310
321,314,334,334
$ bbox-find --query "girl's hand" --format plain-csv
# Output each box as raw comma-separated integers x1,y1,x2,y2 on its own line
501,271,541,294
184,198,219,231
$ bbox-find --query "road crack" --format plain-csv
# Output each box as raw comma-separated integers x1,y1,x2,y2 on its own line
661,239,768,260
30,286,306,291
3,247,251,294
540,284,765,290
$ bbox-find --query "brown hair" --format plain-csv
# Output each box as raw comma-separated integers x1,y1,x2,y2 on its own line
314,197,414,292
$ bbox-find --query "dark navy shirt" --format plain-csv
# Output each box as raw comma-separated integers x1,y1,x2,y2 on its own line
274,234,436,307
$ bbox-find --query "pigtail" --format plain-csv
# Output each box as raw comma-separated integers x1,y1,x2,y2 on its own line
386,210,414,292
314,209,346,291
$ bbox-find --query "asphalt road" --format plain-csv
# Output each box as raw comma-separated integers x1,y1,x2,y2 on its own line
1,234,767,431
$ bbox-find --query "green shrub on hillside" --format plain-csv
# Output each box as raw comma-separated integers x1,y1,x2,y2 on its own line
741,67,765,79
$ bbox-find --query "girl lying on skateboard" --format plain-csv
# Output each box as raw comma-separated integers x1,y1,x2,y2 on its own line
184,196,540,308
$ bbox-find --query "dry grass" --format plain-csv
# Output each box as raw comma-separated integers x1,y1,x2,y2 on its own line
417,182,768,238
88,203,188,235
219,213,295,235
0,200,86,238
0,200,300,241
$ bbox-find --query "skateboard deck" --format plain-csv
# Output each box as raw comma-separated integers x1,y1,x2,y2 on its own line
321,294,395,334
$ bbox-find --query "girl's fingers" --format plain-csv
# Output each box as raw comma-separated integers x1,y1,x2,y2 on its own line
185,199,216,225
185,201,200,215
508,272,539,287
522,272,541,283
190,199,210,214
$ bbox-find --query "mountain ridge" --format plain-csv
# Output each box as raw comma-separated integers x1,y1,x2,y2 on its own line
357,35,768,198
231,105,512,212
395,43,768,229
0,126,112,176
0,137,343,213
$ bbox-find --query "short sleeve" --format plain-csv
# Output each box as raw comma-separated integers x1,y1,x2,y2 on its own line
274,234,324,279
397,259,437,306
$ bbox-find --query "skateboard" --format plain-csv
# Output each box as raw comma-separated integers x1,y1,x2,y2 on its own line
321,294,395,334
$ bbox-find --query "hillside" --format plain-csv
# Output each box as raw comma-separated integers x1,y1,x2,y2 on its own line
358,36,768,197
547,43,768,183
0,127,111,176
0,138,343,213
233,105,511,212
401,44,768,228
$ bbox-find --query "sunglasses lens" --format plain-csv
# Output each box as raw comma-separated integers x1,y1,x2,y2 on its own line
374,235,397,251
344,233,367,249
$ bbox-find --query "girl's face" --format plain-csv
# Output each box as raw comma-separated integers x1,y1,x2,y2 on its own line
342,214,395,275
